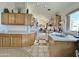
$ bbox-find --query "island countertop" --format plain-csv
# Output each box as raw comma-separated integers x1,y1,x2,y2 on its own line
49,32,79,42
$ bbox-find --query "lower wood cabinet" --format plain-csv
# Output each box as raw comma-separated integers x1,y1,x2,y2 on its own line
2,36,10,47
22,33,36,46
10,34,22,47
48,36,76,57
0,33,35,47
0,34,10,47
0,36,3,47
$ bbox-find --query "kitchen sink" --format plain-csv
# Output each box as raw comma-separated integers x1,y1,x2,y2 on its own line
55,34,66,37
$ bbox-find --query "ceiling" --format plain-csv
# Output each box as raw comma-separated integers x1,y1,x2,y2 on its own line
27,2,76,20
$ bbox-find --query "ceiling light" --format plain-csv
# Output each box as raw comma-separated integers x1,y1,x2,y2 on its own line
48,9,51,11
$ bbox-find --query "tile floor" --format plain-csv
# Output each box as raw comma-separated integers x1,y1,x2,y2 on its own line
0,39,49,57
31,40,49,57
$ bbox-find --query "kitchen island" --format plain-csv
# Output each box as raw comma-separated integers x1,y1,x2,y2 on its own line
48,32,78,57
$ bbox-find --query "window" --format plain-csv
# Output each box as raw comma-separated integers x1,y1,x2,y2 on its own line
67,10,79,32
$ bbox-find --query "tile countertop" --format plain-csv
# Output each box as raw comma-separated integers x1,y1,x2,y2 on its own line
0,25,37,34
0,28,36,34
49,32,79,42
0,31,36,34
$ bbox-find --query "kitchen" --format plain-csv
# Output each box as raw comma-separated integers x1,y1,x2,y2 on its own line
0,2,79,57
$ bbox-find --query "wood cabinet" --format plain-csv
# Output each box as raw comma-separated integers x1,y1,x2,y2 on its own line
1,13,9,24
15,13,25,25
49,15,61,26
10,34,22,47
22,33,36,46
9,13,15,24
48,36,76,57
0,33,35,47
0,37,2,47
25,14,32,25
2,34,10,47
1,13,32,25
0,34,10,47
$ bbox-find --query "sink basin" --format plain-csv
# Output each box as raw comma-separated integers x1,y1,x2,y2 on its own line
51,32,66,37
74,36,79,38
55,34,66,37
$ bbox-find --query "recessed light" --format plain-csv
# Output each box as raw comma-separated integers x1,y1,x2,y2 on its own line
48,9,51,11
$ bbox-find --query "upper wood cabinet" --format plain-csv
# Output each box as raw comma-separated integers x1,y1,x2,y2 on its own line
15,13,25,25
25,14,32,25
1,13,9,24
1,13,33,25
49,15,61,26
9,13,15,24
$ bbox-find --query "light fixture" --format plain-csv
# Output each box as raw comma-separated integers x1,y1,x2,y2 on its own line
48,9,51,11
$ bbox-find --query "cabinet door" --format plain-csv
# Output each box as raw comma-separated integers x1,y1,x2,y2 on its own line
25,14,28,25
15,13,25,25
56,15,61,26
22,33,35,46
2,35,10,47
25,14,32,25
53,16,57,26
9,13,15,24
0,35,3,47
11,35,22,47
53,15,61,26
1,13,9,24
22,34,30,46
